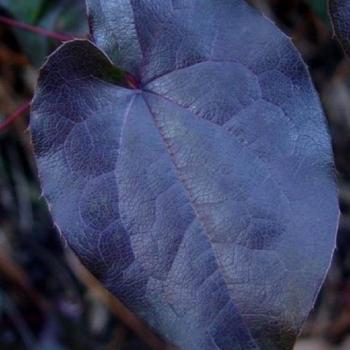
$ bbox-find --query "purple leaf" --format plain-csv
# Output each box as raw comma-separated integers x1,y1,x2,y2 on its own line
30,1,339,349
329,0,350,55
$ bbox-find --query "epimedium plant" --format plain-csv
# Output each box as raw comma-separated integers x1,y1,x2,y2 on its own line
0,0,347,349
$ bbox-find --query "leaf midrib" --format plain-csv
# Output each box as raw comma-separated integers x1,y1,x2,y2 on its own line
139,92,260,350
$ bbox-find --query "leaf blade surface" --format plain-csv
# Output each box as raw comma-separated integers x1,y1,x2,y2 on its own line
31,1,339,349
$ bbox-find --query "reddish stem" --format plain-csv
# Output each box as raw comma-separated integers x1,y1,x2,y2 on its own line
0,15,74,42
0,101,31,132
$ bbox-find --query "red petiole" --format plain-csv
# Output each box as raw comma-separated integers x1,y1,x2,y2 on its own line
0,101,31,133
0,15,74,42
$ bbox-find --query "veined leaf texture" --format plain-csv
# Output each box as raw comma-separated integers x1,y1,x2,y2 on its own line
30,1,339,349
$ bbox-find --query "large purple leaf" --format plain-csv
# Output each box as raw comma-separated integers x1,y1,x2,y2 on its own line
329,0,350,55
30,1,339,349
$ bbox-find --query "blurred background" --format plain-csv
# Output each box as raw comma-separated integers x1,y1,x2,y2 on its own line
0,0,349,349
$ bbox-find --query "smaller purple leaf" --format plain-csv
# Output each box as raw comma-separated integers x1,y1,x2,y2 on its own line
329,0,350,55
